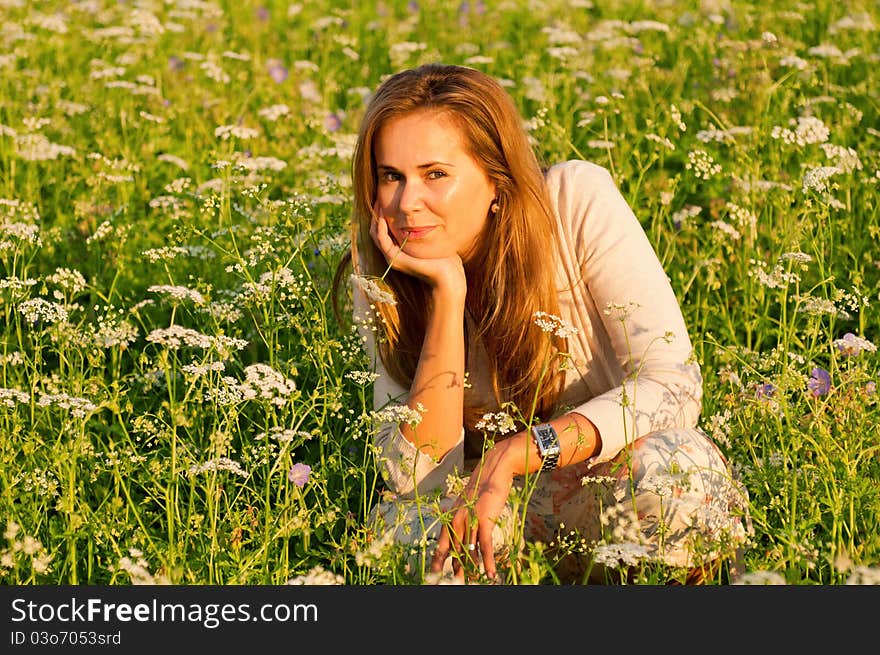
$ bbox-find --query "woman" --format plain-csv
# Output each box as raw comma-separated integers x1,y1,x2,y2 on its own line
333,63,751,584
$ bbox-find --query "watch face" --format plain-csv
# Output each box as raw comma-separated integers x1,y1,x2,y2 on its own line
535,425,555,448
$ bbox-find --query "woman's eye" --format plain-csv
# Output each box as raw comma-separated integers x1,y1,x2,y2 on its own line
379,171,401,183
426,170,447,180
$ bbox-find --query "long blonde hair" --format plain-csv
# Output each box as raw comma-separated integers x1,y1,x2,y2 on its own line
334,63,566,426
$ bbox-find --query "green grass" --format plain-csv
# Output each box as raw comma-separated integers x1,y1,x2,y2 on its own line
0,0,877,585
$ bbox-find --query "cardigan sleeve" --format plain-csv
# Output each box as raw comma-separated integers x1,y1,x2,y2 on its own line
547,160,703,463
351,276,465,498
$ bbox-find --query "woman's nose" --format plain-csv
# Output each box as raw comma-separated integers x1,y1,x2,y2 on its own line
396,179,424,215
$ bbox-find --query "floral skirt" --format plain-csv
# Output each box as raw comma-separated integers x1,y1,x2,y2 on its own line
367,427,752,583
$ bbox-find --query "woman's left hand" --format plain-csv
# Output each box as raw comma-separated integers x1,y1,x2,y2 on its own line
430,444,515,582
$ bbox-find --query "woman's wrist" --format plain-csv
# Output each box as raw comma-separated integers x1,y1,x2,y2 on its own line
484,432,531,478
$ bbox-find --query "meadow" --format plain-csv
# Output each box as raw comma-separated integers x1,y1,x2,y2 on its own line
0,0,878,585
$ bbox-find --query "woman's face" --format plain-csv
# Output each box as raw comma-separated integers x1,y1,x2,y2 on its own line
373,110,496,263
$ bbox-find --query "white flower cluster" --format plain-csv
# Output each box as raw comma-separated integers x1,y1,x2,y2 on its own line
85,317,139,349
214,124,260,140
0,387,29,407
14,133,76,160
371,403,425,427
802,165,841,193
0,276,38,293
592,542,652,568
748,260,801,289
474,411,517,435
232,155,287,173
645,133,675,151
351,274,396,306
726,202,757,232
779,252,813,264
640,469,692,497
345,370,380,385
206,364,296,407
115,548,169,585
733,570,787,585
257,104,291,122
187,457,249,478
146,325,249,354
671,204,702,227
1,221,42,250
201,60,230,84
47,268,87,295
255,427,313,443
157,153,190,170
821,143,862,173
18,298,69,325
148,284,205,304
241,363,297,406
0,198,40,223
669,104,686,131
771,116,830,146
37,393,97,418
602,301,641,320
533,311,579,338
181,361,226,377
710,220,741,241
285,565,345,585
0,522,52,575
685,149,722,180
696,126,753,143
794,294,850,319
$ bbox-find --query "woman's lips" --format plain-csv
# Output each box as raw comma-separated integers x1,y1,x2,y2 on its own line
402,226,436,240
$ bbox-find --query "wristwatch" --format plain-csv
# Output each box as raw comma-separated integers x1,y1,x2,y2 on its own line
530,423,561,471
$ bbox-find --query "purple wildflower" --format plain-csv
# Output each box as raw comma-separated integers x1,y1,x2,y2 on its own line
267,59,288,84
834,332,876,357
168,56,185,71
866,381,876,397
323,112,342,133
256,6,269,21
755,382,775,399
288,463,311,487
807,367,831,397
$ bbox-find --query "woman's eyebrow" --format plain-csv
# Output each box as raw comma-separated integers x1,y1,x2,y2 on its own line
377,161,455,171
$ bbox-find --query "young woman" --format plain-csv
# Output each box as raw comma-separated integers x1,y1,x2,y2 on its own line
333,63,751,584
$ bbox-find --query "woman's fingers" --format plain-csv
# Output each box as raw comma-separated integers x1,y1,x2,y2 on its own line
430,506,490,582
477,524,496,580
370,211,399,261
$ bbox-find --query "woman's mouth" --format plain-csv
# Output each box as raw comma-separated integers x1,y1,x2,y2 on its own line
402,226,436,240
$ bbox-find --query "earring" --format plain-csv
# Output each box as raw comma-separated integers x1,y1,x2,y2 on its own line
490,200,499,214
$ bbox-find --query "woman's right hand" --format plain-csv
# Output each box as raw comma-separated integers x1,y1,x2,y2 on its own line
370,203,467,299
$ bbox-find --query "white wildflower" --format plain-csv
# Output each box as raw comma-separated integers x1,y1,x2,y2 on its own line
733,570,787,585
285,565,344,585
187,457,249,478
148,284,205,304
802,166,841,193
351,274,396,306
592,542,652,568
371,403,425,427
685,149,721,180
474,411,517,435
533,311,579,338
257,104,291,122
345,370,380,385
771,116,830,146
214,124,260,140
18,298,69,324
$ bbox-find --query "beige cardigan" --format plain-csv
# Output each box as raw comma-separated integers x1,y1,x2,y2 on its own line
353,159,703,498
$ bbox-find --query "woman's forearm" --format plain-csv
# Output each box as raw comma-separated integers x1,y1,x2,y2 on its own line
491,411,602,478
398,286,467,461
